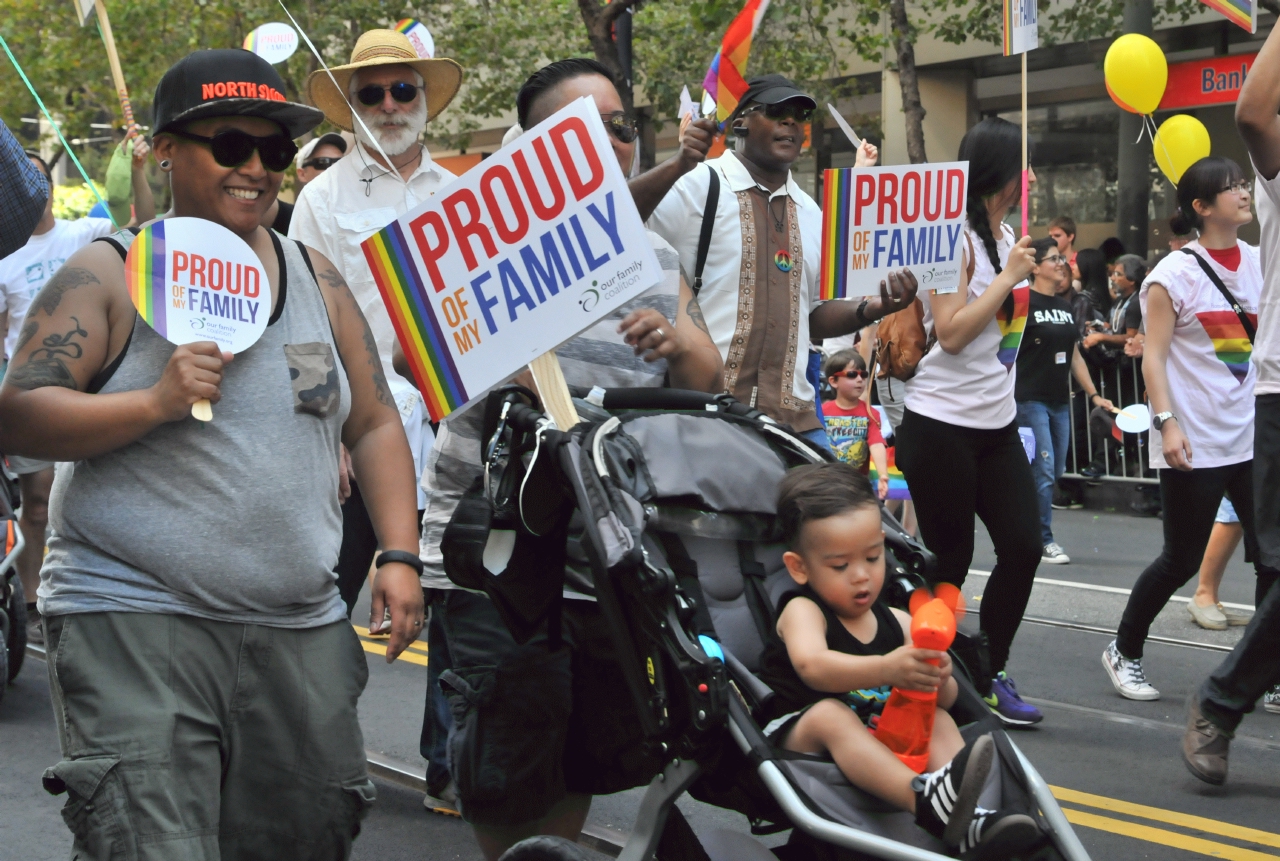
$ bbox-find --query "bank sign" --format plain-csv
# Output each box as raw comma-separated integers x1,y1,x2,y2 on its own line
1159,52,1256,110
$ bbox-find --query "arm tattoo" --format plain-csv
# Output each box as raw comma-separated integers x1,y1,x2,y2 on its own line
6,317,88,391
31,267,100,317
686,296,710,335
318,266,396,409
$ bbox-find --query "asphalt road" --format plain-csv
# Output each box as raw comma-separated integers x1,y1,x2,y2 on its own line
3,506,1278,860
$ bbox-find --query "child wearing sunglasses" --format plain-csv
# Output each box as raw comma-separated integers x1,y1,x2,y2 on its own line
821,349,889,498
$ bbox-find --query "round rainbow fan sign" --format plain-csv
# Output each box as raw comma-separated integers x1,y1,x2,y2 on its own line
242,22,299,65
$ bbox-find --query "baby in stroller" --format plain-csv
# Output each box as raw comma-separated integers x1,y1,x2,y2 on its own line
760,462,1038,859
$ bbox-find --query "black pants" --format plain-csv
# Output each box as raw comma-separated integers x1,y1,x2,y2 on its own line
1116,461,1279,660
896,409,1043,675
1198,394,1280,732
335,482,378,617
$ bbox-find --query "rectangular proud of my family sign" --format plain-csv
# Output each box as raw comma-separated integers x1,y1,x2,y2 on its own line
362,97,660,422
819,162,969,299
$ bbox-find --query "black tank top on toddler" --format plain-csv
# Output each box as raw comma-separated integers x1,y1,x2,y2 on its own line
758,584,905,724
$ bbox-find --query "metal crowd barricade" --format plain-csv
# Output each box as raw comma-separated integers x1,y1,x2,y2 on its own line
1062,358,1158,485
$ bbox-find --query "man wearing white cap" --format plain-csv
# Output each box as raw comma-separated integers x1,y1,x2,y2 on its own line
295,131,348,192
290,29,464,611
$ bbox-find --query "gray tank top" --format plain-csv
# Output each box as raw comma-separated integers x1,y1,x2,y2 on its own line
41,229,351,627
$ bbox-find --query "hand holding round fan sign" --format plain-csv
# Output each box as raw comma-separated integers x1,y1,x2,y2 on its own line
124,218,270,420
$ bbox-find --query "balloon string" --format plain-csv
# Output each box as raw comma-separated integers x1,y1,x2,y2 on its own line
276,0,407,186
0,31,119,229
1151,116,1178,183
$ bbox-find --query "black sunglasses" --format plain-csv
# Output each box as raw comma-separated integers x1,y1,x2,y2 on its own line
357,83,423,106
600,112,638,144
171,129,298,172
303,156,340,171
748,102,815,123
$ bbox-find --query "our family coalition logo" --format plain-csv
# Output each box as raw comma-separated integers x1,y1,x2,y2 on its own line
581,261,645,312
920,263,961,285
190,317,206,331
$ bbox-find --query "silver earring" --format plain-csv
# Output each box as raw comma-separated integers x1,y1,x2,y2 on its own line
159,159,172,170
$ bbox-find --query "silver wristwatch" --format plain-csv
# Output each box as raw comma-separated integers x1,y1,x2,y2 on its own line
1152,411,1177,430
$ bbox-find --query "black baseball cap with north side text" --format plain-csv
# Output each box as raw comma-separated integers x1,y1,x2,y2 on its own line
152,49,323,140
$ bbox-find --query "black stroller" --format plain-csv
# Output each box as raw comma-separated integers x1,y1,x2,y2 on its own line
0,459,28,703
444,386,1091,861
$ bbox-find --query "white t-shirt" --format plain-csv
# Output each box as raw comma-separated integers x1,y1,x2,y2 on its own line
1251,163,1280,395
1140,240,1259,469
0,218,113,358
905,223,1025,429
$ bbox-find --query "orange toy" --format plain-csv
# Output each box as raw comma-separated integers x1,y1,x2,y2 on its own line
870,584,963,772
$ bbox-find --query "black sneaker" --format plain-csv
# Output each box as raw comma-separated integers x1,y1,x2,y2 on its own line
913,735,994,847
957,808,1041,860
1079,462,1105,479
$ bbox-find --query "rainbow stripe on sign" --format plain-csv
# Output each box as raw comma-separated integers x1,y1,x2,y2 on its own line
1199,0,1256,33
1196,310,1256,383
394,18,416,34
819,168,852,300
124,220,167,339
363,222,467,421
995,284,1030,372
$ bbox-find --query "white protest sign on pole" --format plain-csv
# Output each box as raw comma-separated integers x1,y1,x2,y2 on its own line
1003,0,1038,236
243,22,299,65
818,163,970,298
362,96,661,425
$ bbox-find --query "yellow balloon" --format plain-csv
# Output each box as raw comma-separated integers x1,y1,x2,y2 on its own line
1105,33,1168,114
1153,115,1211,186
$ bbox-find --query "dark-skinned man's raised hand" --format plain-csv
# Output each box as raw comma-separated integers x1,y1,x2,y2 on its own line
809,269,920,339
630,116,720,221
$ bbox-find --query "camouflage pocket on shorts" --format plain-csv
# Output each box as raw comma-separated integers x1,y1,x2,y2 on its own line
284,342,340,418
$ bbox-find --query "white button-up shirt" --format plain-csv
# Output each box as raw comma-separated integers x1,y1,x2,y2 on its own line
647,152,824,414
290,141,455,381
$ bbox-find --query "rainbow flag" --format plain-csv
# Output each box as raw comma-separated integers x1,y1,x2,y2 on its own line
124,220,168,339
362,222,467,422
1197,310,1256,383
995,284,1030,372
701,0,771,124
1198,0,1257,33
869,447,911,500
819,168,851,300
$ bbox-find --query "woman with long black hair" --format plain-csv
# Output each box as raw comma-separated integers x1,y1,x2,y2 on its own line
1102,156,1278,703
895,117,1044,725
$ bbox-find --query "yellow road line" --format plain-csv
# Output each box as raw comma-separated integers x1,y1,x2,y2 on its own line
1061,809,1280,860
358,639,429,667
1051,785,1280,849
351,624,429,655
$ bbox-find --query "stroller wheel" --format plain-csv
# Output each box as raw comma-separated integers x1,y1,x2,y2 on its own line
497,836,595,861
6,575,26,682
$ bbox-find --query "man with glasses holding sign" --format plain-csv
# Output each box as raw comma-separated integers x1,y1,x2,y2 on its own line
291,29,465,617
645,75,917,448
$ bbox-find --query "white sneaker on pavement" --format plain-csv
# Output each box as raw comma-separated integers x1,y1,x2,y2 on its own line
424,781,461,817
1187,600,1228,630
1041,543,1070,565
1264,686,1280,715
1102,640,1160,701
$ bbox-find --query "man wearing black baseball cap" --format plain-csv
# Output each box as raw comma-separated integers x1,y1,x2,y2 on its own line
0,48,424,859
646,74,915,448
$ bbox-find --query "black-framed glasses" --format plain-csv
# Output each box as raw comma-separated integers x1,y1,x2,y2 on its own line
747,101,815,123
600,112,638,144
831,368,869,380
303,156,340,171
1219,180,1250,195
170,129,297,172
356,83,423,106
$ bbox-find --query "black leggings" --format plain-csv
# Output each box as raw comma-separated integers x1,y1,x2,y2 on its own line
896,409,1043,675
1116,461,1280,659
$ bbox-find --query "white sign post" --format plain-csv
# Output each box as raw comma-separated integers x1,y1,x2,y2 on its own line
363,97,661,426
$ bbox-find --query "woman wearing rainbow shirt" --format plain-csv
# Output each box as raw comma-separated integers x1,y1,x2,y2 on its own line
894,117,1043,727
1102,157,1278,706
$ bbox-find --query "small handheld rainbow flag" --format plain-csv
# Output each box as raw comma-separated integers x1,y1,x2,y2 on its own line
1197,310,1257,383
362,222,467,422
701,0,771,124
995,284,1030,372
1198,0,1257,33
869,448,911,500
124,220,168,339
819,169,852,300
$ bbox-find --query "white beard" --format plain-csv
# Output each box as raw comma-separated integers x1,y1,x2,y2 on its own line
353,99,428,157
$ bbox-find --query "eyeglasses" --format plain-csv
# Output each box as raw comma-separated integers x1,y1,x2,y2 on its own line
600,112,638,144
171,129,298,172
356,83,423,107
1042,255,1066,266
1219,180,1250,195
302,156,340,171
746,101,815,123
831,368,869,380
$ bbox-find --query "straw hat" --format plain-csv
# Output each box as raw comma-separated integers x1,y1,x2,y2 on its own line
306,29,463,132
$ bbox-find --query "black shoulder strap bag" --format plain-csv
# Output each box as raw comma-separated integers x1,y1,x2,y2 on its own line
691,164,720,296
1180,248,1256,343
